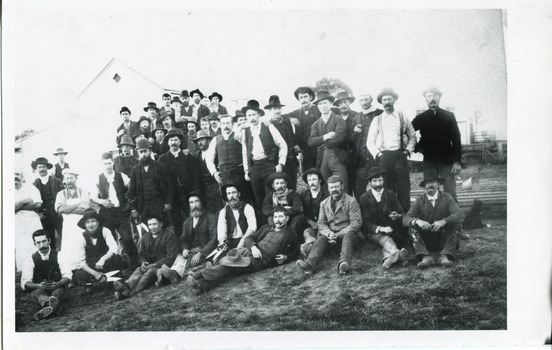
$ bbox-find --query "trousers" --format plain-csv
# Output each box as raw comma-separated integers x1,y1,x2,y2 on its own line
423,162,457,202
378,150,411,212
410,226,458,258
199,248,264,291
305,232,359,271
248,159,275,210
72,254,123,284
319,148,349,193
100,206,138,264
31,287,66,307
125,266,160,295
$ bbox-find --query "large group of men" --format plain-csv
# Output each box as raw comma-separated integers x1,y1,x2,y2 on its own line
16,85,465,321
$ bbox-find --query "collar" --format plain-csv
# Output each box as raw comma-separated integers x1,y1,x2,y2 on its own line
426,192,439,201
39,175,49,185
38,247,51,260
170,149,181,157
371,188,384,197
383,110,398,118
309,187,321,197
361,105,377,114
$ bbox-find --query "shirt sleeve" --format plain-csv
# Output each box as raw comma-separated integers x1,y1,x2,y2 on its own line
244,204,258,233
403,115,417,154
217,209,227,242
366,116,380,158
103,228,119,255
21,259,35,290
29,185,43,203
268,124,288,166
74,236,88,269
59,257,73,281
121,173,131,187
205,137,218,175
242,135,249,173
54,191,66,213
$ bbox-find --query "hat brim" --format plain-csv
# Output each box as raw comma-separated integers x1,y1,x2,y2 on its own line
193,135,212,143
209,94,223,102
118,142,135,147
190,90,204,99
266,172,291,187
241,106,265,116
33,162,53,170
220,183,241,201
367,170,387,182
219,252,250,267
143,107,160,112
77,213,101,229
302,168,325,186
294,88,316,101
264,103,286,109
53,151,68,155
377,92,399,104
419,178,445,187
333,97,355,106
312,96,335,105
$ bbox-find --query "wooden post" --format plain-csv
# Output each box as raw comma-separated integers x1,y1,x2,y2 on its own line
497,142,504,162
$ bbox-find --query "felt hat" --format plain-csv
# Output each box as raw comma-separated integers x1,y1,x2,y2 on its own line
143,102,159,112
160,111,174,121
219,248,251,267
181,90,189,98
377,88,399,104
312,90,335,105
135,138,151,150
327,175,343,184
62,168,79,177
302,168,325,185
264,95,286,109
132,130,145,141
119,106,131,114
423,87,443,97
208,92,223,102
152,125,168,135
333,91,356,106
233,109,246,122
220,182,241,201
171,96,182,104
143,213,164,224
367,167,386,182
207,112,220,121
266,171,291,187
185,119,200,129
189,89,204,99
241,100,265,116
419,169,445,187
31,157,53,170
53,148,68,155
118,134,135,148
294,86,315,101
77,209,101,229
164,128,184,142
193,130,212,143
138,116,152,125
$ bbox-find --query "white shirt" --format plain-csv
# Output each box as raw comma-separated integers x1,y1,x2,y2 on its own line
366,110,416,158
205,132,241,176
96,172,130,208
426,192,439,207
371,188,384,203
217,203,257,241
241,123,288,173
20,248,73,290
74,227,119,269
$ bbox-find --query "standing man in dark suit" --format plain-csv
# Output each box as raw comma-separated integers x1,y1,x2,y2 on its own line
189,89,211,122
351,94,382,200
116,106,139,145
333,91,359,195
192,130,224,214
114,135,139,177
53,148,70,181
412,87,462,201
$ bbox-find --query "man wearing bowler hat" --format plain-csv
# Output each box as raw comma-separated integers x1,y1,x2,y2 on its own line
143,102,161,127
359,167,409,270
189,89,211,121
351,94,382,201
127,139,174,225
403,169,464,269
284,86,321,171
187,206,299,295
116,106,139,145
412,87,462,202
53,148,70,181
32,157,64,250
367,88,416,212
207,111,222,136
114,135,139,177
265,95,300,190
296,175,362,275
333,91,359,195
159,129,200,236
180,90,190,107
208,92,228,115
217,183,257,250
193,130,224,214
261,172,303,228
308,90,350,193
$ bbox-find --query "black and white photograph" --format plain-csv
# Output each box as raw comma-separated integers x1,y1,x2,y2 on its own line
2,1,551,349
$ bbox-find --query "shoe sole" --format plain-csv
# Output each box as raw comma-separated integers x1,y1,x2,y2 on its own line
338,262,349,275
33,306,54,321
296,260,313,274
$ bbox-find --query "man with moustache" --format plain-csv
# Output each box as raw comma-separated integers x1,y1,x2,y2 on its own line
116,106,139,145
411,87,462,202
187,206,299,295
182,120,199,156
359,167,409,270
53,148,70,181
114,135,139,177
176,91,196,128
308,91,350,193
189,89,211,122
21,230,72,320
143,102,161,129
158,129,200,236
332,91,359,194
208,92,229,115
367,88,416,212
265,95,300,190
91,152,138,267
151,125,169,160
169,96,185,132
261,172,303,228
242,99,288,208
193,130,224,214
403,170,464,269
155,193,218,286
351,94,382,200
217,183,257,250
207,112,222,136
296,175,362,275
284,86,320,171
205,114,253,204
32,157,64,250
127,139,173,224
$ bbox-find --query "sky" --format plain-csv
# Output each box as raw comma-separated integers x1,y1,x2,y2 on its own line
4,3,507,135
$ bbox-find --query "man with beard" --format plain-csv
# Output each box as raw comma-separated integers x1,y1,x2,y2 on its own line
32,157,64,250
158,129,200,236
332,91,359,195
116,106,139,145
359,167,409,270
155,193,218,286
72,209,123,285
217,183,257,250
293,168,330,254
296,175,362,275
187,206,299,295
367,88,416,212
412,87,462,202
351,94,382,200
308,91,350,193
262,172,302,229
189,89,211,122
91,152,138,267
193,130,224,214
208,92,228,115
180,90,190,107
265,95,300,190
114,135,139,177
206,114,253,204
207,112,222,136
21,230,72,320
53,148,70,181
113,215,178,299
182,120,199,156
284,86,320,171
403,170,464,269
127,139,173,224
242,100,288,208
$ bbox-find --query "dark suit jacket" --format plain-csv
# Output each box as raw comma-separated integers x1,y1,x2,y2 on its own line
351,109,382,166
217,105,228,115
359,189,404,235
262,190,303,218
179,212,218,257
403,190,464,226
284,105,320,153
116,121,139,145
412,107,462,164
127,160,174,212
139,228,179,268
158,150,200,194
244,225,299,267
33,176,64,213
299,187,330,222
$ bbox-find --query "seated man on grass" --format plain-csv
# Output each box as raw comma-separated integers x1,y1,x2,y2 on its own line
113,214,178,300
21,230,71,321
187,206,299,294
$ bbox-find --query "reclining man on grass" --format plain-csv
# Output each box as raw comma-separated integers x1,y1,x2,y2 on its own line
187,206,299,295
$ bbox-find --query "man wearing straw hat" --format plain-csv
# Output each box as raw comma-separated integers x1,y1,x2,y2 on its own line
53,148,70,181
